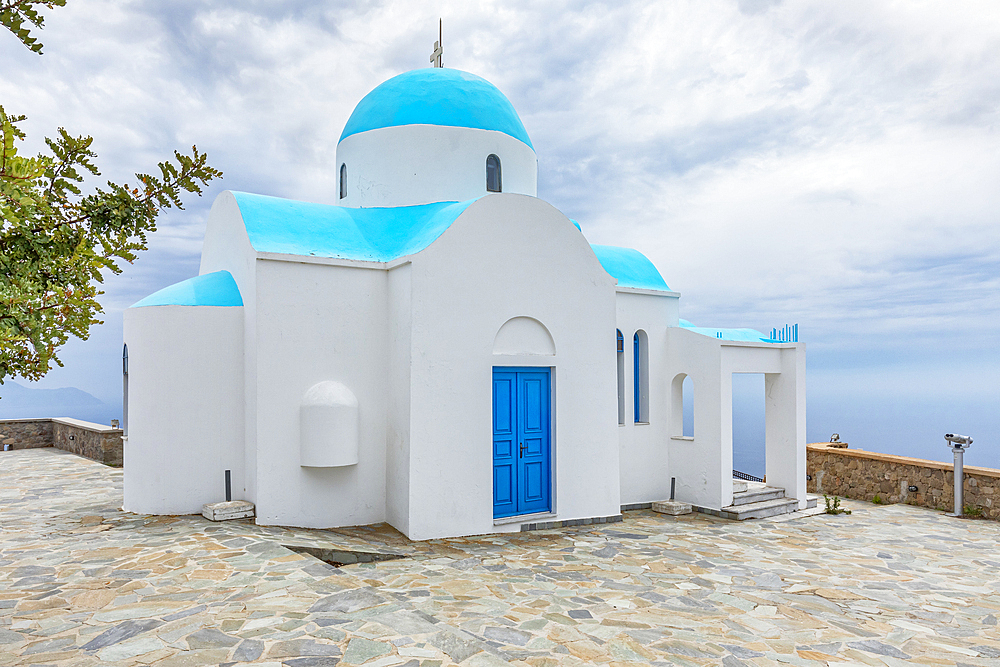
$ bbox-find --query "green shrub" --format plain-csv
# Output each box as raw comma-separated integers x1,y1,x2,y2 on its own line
824,495,852,515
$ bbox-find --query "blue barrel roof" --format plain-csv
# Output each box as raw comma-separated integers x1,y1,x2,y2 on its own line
339,68,533,150
678,320,770,342
232,192,476,262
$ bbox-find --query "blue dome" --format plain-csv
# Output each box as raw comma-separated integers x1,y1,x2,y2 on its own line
130,271,243,308
591,245,670,291
339,68,533,150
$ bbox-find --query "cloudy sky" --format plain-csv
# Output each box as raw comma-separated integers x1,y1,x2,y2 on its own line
2,0,998,466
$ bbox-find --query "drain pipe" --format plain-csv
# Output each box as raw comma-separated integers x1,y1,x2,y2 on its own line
670,477,676,501
945,434,973,517
225,469,232,502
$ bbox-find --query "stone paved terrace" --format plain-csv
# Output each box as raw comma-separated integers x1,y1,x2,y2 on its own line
2,449,999,667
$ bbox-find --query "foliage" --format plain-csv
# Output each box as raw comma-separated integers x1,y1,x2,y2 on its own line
1,2,222,386
872,494,884,505
0,106,222,384
0,0,64,53
963,505,984,517
823,495,851,515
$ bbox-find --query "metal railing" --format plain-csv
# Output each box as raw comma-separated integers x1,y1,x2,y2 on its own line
733,469,764,483
766,324,798,343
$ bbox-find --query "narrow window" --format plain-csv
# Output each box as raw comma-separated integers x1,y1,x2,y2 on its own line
683,376,693,436
122,343,129,437
339,163,347,199
486,154,502,192
616,330,625,425
633,330,649,423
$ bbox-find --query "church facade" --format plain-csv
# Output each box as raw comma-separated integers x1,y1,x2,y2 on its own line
122,68,806,540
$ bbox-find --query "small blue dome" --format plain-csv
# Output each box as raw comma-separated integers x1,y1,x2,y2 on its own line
591,245,670,291
130,271,243,308
339,68,533,150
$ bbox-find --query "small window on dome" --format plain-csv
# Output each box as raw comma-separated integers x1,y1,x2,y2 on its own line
339,163,347,199
486,154,501,193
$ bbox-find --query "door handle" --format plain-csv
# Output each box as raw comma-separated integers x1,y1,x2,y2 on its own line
519,442,525,457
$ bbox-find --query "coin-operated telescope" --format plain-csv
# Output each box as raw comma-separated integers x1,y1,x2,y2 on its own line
945,433,973,517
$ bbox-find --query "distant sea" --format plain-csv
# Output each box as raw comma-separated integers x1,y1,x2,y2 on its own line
735,374,997,476
0,381,120,427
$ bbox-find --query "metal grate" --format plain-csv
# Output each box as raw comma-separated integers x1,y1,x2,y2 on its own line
733,469,764,483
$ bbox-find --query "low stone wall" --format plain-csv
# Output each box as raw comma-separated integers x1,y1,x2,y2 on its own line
51,418,124,467
0,418,54,449
807,443,1000,520
0,418,122,466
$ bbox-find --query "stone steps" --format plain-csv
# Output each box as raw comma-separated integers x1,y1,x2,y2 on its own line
717,496,801,520
694,483,818,521
732,485,786,506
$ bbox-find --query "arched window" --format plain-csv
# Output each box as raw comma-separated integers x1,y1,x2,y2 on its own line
122,344,129,437
633,330,649,423
671,373,693,438
339,163,347,199
486,154,502,192
616,330,625,425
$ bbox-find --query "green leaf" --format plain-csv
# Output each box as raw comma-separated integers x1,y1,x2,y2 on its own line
1,0,67,54
1,104,222,384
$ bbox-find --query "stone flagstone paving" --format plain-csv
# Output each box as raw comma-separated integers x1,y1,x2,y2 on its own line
2,448,999,666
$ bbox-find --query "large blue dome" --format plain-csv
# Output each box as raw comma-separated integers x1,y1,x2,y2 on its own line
339,68,533,150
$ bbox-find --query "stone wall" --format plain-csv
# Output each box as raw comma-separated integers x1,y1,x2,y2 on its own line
51,418,124,467
0,418,122,466
807,443,1000,520
0,419,54,450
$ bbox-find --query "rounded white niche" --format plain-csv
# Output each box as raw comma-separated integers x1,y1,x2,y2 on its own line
493,316,555,356
300,381,359,467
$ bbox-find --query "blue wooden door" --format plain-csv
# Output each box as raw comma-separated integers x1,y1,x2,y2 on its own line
493,368,551,518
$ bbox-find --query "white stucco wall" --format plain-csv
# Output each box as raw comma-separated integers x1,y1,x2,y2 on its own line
401,194,621,540
199,191,260,504
386,262,413,534
122,304,244,515
614,290,680,505
763,347,808,509
664,327,806,510
664,327,727,509
251,260,389,529
336,125,537,207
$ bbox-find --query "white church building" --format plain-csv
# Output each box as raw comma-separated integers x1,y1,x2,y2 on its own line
122,67,807,540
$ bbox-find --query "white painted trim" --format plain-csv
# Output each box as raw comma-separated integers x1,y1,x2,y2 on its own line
255,253,419,272
616,287,680,298
256,252,389,270
721,341,800,349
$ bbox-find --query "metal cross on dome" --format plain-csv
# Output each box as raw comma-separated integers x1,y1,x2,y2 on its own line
430,19,443,67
